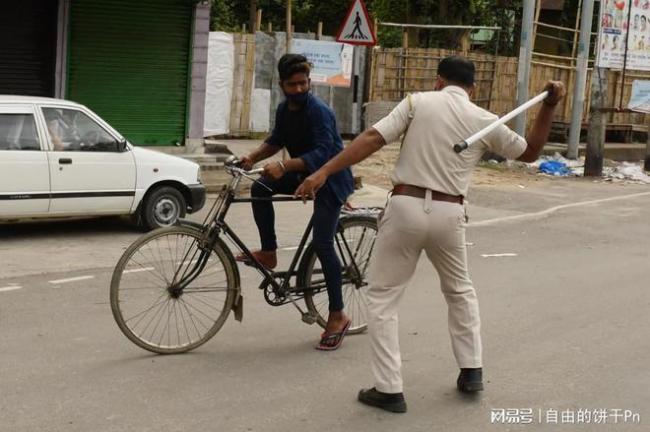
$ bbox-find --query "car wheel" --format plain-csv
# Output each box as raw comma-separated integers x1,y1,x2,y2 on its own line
141,186,186,230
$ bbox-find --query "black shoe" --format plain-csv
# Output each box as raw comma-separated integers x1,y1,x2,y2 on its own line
358,387,407,413
457,368,484,393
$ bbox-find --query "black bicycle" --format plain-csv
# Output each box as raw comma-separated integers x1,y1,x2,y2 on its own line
110,157,379,354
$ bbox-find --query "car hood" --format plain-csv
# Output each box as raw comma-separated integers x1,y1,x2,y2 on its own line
130,146,199,183
131,146,198,167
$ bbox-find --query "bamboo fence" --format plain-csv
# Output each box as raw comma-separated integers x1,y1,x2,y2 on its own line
369,46,649,139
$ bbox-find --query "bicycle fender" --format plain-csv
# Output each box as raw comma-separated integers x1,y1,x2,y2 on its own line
174,219,205,231
233,293,244,322
212,237,244,323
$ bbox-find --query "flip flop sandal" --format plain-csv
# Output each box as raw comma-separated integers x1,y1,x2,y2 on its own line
315,320,352,351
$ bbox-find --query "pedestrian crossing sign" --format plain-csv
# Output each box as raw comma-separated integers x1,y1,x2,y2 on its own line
336,0,376,46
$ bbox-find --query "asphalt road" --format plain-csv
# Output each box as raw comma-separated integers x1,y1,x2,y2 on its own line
1,179,649,432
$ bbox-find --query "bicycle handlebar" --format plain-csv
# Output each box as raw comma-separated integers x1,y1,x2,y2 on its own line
224,164,264,177
241,167,265,176
223,155,266,177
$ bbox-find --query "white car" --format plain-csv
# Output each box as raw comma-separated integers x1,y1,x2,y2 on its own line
0,96,205,230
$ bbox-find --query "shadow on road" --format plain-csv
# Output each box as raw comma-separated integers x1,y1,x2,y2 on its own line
0,216,140,239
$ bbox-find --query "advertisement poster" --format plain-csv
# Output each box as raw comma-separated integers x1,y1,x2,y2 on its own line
628,80,650,112
597,0,650,71
291,39,354,87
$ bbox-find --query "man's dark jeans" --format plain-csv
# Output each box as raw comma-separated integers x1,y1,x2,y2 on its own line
251,172,344,312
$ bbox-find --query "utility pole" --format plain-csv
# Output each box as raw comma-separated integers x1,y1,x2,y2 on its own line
249,0,257,34
256,9,262,32
567,0,595,159
286,0,292,53
585,67,607,176
514,0,536,136
282,0,292,160
645,121,650,172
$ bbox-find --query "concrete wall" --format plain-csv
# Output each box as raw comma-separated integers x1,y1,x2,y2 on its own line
254,31,367,136
203,30,369,138
364,101,398,130
186,3,211,152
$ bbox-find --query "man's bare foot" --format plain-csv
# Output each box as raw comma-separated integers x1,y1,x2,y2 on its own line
316,311,352,351
325,310,350,334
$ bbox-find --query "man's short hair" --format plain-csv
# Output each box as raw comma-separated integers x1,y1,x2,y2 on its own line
278,54,311,81
437,56,475,87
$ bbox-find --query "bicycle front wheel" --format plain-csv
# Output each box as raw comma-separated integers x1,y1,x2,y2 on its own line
300,215,378,335
110,225,238,354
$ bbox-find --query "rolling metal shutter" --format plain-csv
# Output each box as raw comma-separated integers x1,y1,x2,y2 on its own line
67,0,193,145
0,1,58,97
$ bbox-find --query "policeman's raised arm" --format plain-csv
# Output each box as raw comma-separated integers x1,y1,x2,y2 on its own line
517,81,566,163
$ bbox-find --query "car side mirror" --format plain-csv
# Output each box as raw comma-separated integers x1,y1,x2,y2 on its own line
117,139,128,152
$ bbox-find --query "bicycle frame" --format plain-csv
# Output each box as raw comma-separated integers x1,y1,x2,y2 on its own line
221,194,314,296
170,166,367,311
220,193,366,299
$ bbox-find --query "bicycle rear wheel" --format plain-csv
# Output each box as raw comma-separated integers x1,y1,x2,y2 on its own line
299,216,378,334
110,225,237,354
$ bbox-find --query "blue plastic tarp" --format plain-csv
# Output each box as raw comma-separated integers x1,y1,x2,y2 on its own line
538,160,572,176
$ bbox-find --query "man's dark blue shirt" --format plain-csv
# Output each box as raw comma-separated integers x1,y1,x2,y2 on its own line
266,93,354,204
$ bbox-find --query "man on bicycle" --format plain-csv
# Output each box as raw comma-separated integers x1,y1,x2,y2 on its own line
295,56,565,411
237,54,356,350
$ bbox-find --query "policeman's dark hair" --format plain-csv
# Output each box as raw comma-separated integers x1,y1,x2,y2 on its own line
437,56,475,87
278,54,311,81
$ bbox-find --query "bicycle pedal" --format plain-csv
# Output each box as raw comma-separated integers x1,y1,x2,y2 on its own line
301,313,317,325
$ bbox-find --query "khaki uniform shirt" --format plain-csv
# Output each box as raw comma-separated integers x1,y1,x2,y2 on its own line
372,86,527,197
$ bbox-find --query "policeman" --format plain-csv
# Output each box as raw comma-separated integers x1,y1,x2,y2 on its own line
295,56,566,412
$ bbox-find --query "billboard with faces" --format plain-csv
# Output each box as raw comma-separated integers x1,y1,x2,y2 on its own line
598,0,650,71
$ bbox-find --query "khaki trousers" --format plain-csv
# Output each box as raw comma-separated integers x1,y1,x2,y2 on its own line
367,194,482,394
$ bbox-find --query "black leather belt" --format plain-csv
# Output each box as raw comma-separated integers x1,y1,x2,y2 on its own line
392,184,463,205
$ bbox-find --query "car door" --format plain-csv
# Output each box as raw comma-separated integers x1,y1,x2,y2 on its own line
0,104,51,217
40,105,136,215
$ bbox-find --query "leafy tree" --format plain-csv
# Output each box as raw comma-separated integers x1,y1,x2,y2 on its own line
210,0,237,31
209,0,534,56
294,0,358,35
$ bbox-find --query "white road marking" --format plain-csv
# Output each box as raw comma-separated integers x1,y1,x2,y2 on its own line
49,275,95,285
0,286,23,293
123,267,155,274
278,238,364,252
481,253,518,258
468,191,650,228
122,259,203,274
